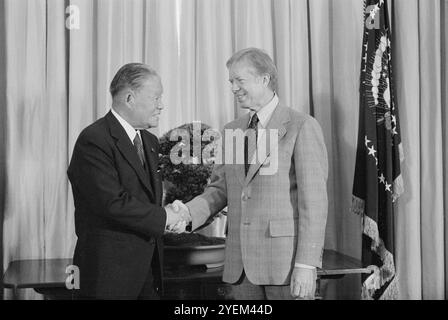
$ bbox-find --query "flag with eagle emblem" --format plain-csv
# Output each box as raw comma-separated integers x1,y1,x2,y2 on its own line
351,0,404,300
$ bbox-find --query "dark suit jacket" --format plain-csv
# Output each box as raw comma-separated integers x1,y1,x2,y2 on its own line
67,111,166,299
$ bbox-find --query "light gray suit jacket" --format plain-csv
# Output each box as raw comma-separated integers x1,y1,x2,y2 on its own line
187,104,328,285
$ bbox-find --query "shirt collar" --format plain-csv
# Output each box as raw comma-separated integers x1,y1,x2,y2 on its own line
111,108,139,143
249,93,279,128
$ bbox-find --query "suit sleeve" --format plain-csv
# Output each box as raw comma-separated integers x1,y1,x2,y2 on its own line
186,130,228,231
293,117,328,268
68,133,166,238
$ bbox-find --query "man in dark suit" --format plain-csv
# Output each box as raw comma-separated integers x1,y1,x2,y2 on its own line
67,63,182,299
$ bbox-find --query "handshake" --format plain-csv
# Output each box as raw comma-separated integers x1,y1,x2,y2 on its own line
164,200,192,233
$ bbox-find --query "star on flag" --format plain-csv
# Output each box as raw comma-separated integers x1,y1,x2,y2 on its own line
391,114,396,124
391,127,398,136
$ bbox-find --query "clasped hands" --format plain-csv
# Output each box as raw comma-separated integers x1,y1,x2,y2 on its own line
164,200,191,233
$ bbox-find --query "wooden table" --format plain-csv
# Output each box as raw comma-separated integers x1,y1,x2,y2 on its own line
2,249,371,299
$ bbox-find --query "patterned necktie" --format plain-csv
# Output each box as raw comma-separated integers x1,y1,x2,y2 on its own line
133,131,146,169
244,113,259,176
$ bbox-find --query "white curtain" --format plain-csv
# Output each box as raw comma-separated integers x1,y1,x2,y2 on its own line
393,0,448,299
1,0,447,300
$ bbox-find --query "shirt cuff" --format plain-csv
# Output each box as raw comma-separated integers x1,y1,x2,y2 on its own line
294,263,316,269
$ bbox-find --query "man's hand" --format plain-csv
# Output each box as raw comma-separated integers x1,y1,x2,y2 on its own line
164,200,191,233
164,204,182,231
290,267,317,299
171,200,191,223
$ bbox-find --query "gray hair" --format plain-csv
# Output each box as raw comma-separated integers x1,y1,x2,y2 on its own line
226,48,278,92
109,63,158,98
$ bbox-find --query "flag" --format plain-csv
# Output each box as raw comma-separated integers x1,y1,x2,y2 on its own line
351,0,404,300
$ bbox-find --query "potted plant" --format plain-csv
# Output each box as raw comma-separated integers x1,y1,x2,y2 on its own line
159,122,226,268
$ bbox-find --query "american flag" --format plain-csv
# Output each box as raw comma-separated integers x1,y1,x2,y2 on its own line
351,0,404,300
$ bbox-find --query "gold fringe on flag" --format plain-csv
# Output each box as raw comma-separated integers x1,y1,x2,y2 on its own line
361,214,398,300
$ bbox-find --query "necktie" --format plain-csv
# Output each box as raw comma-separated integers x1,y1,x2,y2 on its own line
133,131,146,169
244,113,259,176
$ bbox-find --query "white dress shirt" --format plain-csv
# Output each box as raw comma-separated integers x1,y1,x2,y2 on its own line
111,108,142,144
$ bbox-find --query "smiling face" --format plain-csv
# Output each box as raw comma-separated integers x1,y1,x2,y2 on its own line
228,60,272,111
128,75,164,129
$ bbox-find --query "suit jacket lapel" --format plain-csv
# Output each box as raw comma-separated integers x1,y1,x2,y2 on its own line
106,112,155,199
141,132,162,205
244,104,289,186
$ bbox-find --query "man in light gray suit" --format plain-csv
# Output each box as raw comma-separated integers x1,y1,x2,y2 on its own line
171,48,328,300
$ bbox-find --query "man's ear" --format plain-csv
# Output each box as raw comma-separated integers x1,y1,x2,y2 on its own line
125,90,135,107
262,74,271,88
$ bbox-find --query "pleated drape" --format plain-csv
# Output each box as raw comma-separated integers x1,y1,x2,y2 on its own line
1,0,447,299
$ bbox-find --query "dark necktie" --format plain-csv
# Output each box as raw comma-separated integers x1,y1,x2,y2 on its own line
133,131,146,169
244,113,259,176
